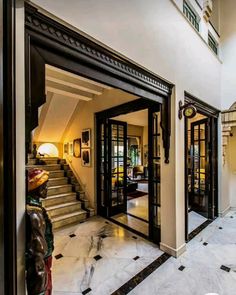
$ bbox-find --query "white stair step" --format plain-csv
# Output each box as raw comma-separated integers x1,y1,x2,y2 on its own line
63,164,70,171
47,184,72,196
42,192,77,207
27,159,37,165
48,177,68,187
52,211,87,230
87,207,95,217
27,164,62,171
47,201,81,218
42,159,59,165
48,170,64,178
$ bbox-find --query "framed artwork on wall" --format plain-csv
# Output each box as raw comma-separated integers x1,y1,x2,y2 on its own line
69,141,73,156
73,138,81,158
82,149,91,167
64,142,68,154
81,128,91,148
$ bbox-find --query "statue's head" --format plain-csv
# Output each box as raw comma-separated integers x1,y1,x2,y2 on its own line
28,168,49,199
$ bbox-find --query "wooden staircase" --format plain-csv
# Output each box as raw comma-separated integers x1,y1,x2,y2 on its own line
27,157,94,230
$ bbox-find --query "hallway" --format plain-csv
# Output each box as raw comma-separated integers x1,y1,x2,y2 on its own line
52,211,236,295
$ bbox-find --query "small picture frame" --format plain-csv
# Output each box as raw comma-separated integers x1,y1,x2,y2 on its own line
73,138,81,158
82,149,91,167
69,141,73,156
81,128,91,148
64,143,68,154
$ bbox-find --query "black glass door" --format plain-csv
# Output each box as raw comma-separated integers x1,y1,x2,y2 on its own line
108,120,127,216
97,118,127,217
189,119,210,218
148,107,161,243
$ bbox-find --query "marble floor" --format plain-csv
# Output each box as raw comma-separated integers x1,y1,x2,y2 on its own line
52,211,236,295
188,210,208,234
111,213,149,236
52,216,161,295
127,195,148,221
129,210,236,295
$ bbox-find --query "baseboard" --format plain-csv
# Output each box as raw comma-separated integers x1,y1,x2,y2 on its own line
160,242,186,258
218,206,231,217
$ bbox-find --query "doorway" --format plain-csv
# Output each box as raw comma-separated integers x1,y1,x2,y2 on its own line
185,94,219,240
96,100,161,242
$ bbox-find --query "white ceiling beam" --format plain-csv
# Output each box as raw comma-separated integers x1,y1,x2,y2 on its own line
46,80,94,101
46,87,92,101
46,75,103,95
46,64,112,89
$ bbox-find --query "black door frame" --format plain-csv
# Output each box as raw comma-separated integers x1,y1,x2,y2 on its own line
189,118,210,218
184,92,220,241
25,3,173,163
0,0,17,294
96,98,161,243
108,119,128,216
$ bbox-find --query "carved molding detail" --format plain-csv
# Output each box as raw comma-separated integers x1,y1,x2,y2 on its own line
25,4,172,96
185,92,219,118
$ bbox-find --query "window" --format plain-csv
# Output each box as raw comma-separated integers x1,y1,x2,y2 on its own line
208,33,218,55
183,0,200,32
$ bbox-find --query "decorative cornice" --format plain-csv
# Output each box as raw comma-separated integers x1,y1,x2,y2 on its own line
185,91,220,117
25,3,172,96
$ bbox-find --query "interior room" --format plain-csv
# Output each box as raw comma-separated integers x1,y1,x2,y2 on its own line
109,109,149,236
27,64,141,229
186,113,209,234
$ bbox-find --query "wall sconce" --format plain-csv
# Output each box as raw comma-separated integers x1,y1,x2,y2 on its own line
178,100,197,120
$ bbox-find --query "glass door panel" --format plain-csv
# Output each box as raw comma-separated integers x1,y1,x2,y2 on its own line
190,119,209,218
148,107,161,243
108,120,127,216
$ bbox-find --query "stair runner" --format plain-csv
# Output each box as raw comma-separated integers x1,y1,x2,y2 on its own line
27,157,94,230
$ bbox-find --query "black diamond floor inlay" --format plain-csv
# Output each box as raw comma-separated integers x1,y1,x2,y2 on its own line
94,255,102,261
219,227,223,229
69,233,76,238
82,287,92,295
55,254,63,260
220,265,230,272
133,256,140,261
178,265,185,271
132,236,138,240
203,242,208,246
230,216,234,218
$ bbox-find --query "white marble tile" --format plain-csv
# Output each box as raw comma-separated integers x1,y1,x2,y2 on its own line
127,195,148,221
52,216,163,294
52,211,236,295
188,210,207,234
112,213,149,236
130,210,236,295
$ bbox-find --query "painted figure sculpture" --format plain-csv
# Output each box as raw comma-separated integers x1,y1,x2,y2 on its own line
26,168,54,295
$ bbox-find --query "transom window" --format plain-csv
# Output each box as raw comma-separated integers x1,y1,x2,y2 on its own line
183,0,200,32
208,33,218,55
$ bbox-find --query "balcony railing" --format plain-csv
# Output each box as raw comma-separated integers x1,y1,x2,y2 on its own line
183,1,200,32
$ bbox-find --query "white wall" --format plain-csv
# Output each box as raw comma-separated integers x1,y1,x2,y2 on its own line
220,0,236,110
29,0,222,255
31,0,222,109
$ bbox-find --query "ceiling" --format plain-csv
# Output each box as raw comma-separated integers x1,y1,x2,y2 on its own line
112,109,148,127
33,65,112,143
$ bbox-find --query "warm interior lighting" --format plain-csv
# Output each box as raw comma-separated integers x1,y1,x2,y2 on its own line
37,143,59,157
